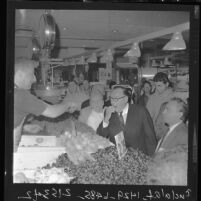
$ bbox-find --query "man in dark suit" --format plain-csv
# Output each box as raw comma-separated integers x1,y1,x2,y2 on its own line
155,97,188,153
97,85,157,156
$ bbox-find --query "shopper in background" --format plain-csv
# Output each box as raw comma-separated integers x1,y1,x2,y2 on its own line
63,80,89,112
81,83,105,109
79,80,91,97
146,72,175,138
137,80,152,107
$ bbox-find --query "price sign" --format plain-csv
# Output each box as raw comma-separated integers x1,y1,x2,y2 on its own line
114,131,127,159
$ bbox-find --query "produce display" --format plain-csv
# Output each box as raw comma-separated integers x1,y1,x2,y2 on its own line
57,123,113,165
44,146,151,185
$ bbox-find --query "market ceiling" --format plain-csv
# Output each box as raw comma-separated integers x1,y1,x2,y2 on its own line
15,9,189,59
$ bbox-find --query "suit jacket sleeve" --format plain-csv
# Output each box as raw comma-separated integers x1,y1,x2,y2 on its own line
96,121,110,139
141,107,157,155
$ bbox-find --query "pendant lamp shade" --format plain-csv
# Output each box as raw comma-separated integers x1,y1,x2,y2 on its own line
124,42,141,57
163,32,186,51
76,56,85,65
100,49,113,63
87,53,97,63
69,58,75,66
64,59,70,66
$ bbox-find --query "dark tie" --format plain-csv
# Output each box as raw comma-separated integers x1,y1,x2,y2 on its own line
118,112,125,129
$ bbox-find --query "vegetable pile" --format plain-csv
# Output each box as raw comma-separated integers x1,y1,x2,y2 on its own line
44,146,151,185
57,126,113,165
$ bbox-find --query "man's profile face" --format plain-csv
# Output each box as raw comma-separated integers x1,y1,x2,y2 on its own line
162,100,182,124
23,67,36,90
110,88,128,113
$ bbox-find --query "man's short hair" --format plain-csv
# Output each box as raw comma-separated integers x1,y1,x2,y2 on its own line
112,85,132,102
153,72,170,85
170,97,188,122
142,80,152,89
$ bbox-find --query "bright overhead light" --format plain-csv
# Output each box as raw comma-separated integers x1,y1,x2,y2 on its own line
124,42,141,57
112,29,118,33
163,32,186,51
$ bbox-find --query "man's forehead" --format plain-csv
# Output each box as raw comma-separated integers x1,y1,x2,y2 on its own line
111,88,123,96
166,100,179,110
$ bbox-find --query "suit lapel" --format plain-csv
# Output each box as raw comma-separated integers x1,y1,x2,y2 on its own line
161,123,185,148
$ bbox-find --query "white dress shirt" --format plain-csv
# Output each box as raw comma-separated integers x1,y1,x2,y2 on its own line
155,121,183,153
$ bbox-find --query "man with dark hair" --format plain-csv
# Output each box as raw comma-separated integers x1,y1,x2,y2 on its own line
137,80,152,107
97,85,157,156
155,97,188,153
146,72,175,139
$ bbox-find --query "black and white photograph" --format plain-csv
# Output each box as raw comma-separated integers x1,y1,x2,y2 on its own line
5,2,198,200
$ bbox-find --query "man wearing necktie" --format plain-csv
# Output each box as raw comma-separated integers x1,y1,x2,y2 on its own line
97,85,157,156
155,97,188,153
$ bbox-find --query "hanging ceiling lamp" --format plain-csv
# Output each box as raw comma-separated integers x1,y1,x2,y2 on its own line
64,59,70,66
124,42,141,57
100,49,113,63
76,56,86,65
87,52,97,63
163,32,186,51
69,58,75,66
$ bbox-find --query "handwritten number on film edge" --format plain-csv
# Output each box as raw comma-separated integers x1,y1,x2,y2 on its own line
17,188,71,201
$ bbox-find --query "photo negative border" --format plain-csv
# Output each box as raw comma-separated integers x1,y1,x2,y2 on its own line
5,2,199,201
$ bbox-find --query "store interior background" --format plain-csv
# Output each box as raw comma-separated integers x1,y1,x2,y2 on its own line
15,10,189,87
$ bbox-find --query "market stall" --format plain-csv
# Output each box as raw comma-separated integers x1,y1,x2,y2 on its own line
14,119,151,184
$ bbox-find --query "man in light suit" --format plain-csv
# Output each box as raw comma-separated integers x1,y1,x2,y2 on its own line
97,85,157,156
155,97,188,153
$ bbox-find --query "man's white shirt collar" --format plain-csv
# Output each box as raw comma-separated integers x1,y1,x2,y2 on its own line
121,103,129,115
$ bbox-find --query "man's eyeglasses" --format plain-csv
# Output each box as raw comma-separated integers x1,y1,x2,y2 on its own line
110,96,126,101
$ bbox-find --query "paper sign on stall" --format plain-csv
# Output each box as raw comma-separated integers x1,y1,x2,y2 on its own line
114,131,127,159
